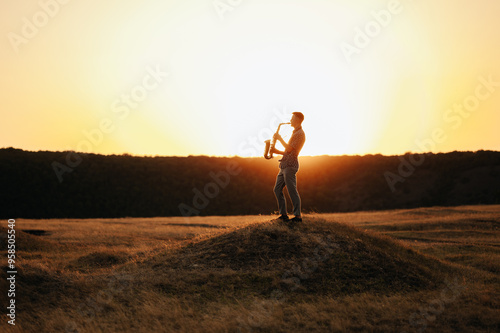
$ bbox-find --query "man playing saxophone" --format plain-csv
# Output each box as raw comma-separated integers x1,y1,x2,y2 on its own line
270,112,306,223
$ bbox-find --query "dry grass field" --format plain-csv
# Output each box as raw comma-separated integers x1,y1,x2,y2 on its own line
1,205,499,332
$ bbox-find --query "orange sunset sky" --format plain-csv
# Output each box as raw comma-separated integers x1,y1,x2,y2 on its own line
1,0,499,157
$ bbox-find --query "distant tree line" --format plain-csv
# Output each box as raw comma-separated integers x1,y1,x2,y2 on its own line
0,148,499,219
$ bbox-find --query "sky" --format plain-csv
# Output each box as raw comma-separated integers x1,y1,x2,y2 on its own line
1,0,499,157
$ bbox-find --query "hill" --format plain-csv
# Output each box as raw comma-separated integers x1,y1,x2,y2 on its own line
140,218,449,300
1,148,499,218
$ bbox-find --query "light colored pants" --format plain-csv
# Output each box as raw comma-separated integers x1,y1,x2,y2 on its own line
273,167,301,217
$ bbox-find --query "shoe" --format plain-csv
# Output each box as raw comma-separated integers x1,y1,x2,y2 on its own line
277,214,290,222
291,216,302,223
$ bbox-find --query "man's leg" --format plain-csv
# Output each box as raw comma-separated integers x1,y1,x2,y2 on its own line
273,168,287,215
283,167,301,217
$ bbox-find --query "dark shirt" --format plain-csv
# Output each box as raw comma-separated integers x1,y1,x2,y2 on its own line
279,126,306,169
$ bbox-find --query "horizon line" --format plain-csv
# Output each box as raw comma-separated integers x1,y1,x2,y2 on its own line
1,146,499,159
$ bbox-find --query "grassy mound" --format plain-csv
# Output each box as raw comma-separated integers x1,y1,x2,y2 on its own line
143,218,453,299
69,251,130,271
0,226,60,253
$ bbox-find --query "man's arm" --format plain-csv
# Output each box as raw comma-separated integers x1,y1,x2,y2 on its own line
273,133,293,152
271,147,285,155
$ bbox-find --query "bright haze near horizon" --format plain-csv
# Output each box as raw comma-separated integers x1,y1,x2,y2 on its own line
1,0,499,157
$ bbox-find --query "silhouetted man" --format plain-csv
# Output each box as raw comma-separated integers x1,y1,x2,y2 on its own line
271,112,306,223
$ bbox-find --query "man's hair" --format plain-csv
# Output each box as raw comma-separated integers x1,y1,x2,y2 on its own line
292,111,304,123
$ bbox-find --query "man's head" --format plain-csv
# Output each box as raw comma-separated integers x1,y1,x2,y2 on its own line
291,112,304,128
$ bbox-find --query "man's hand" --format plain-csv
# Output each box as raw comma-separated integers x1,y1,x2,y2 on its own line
273,133,282,142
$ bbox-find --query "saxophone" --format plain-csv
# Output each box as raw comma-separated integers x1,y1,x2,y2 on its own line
263,122,290,159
